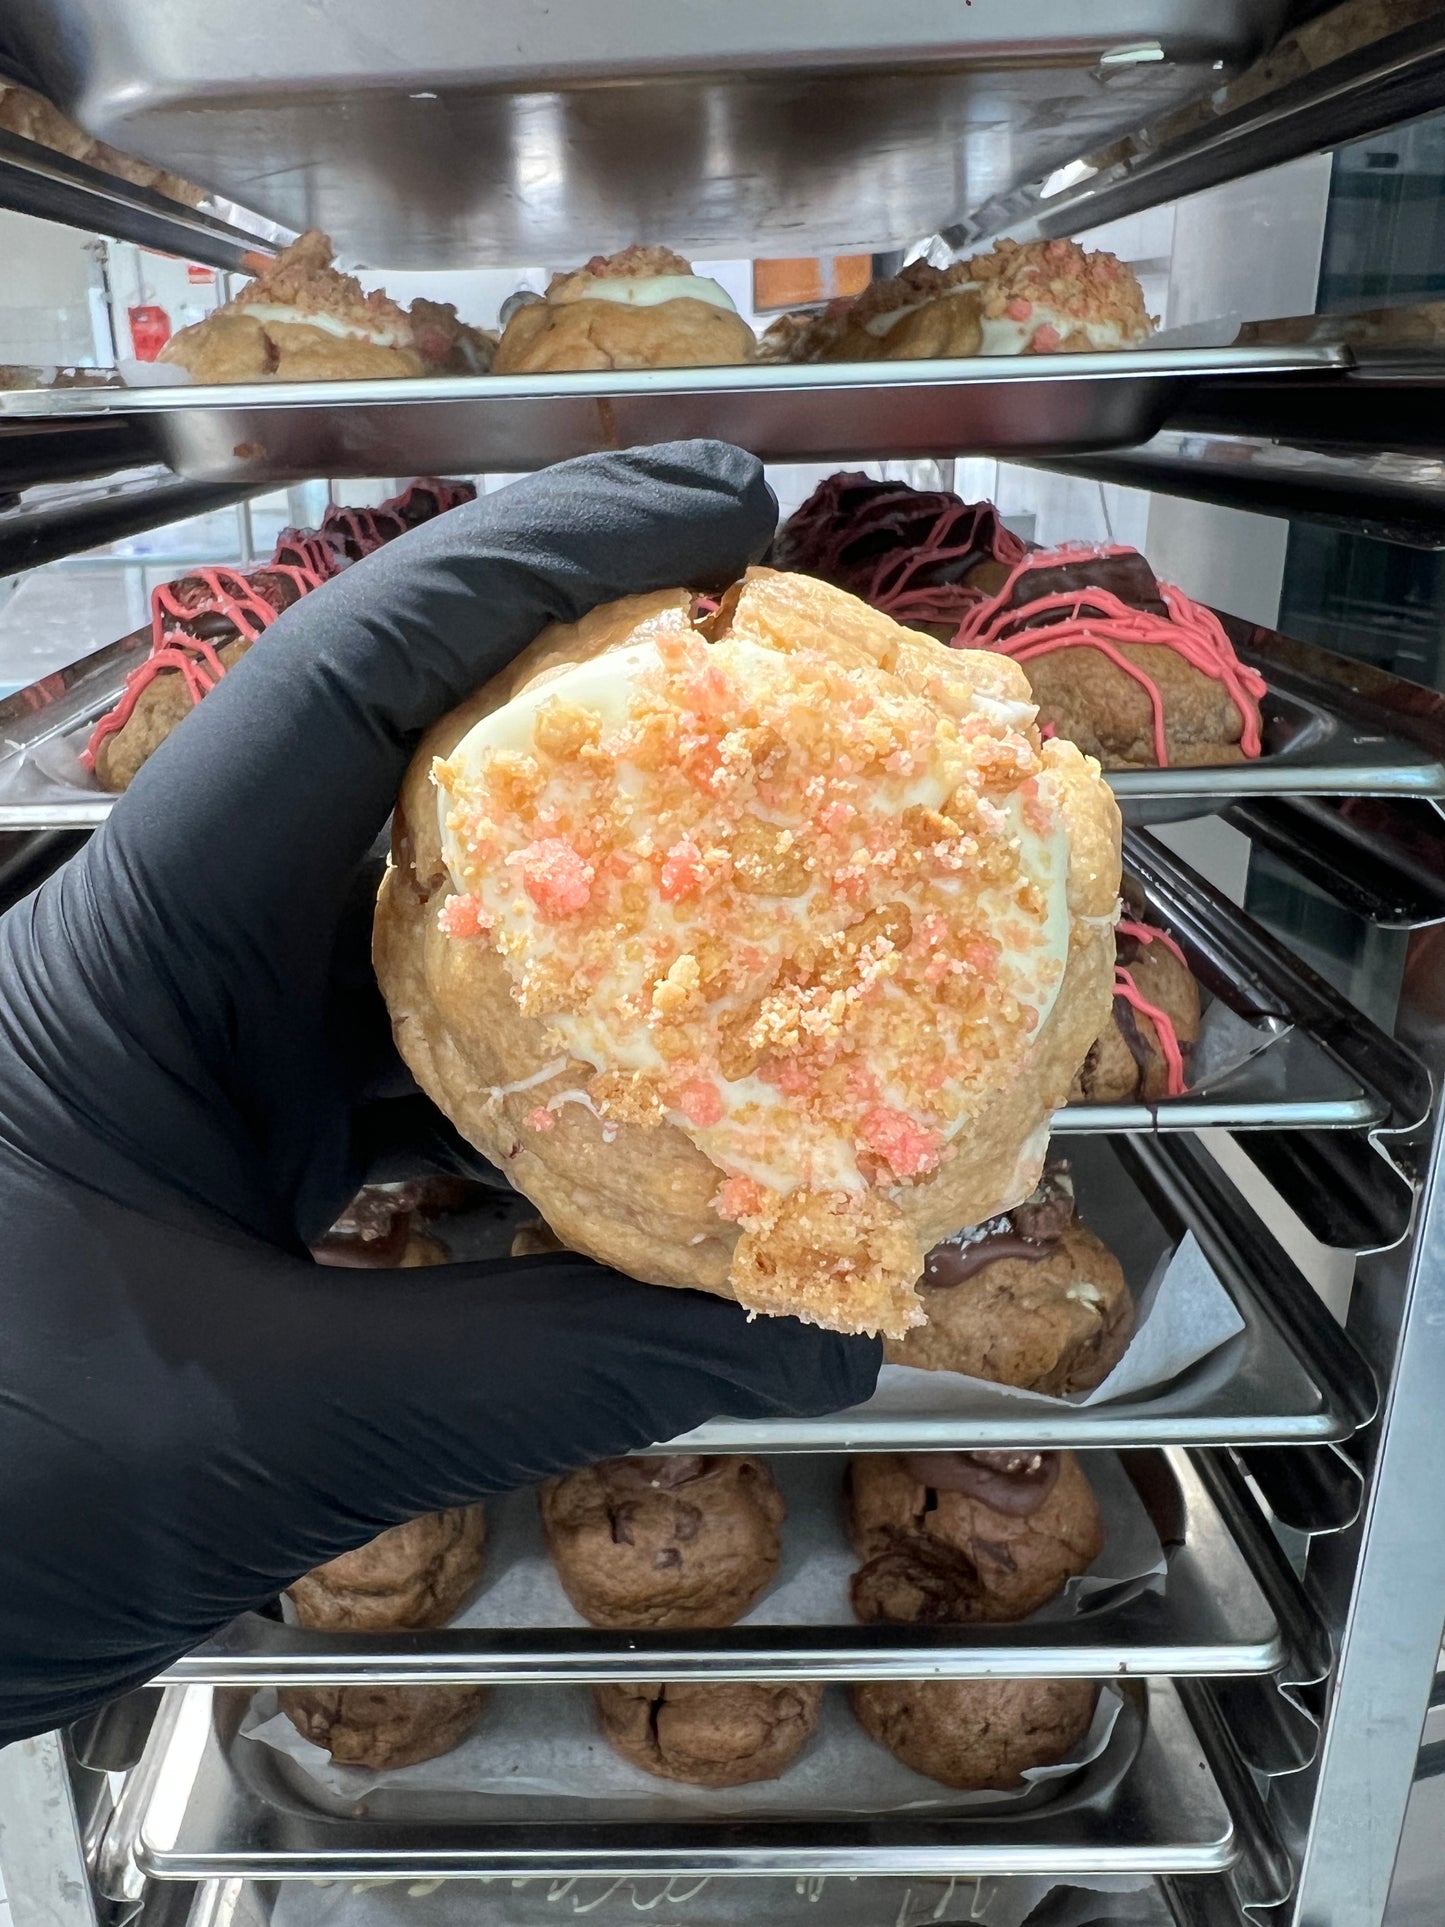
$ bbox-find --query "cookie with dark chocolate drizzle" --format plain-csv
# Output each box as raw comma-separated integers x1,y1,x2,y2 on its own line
83,478,477,793
847,1449,1103,1624
768,471,1026,639
885,1165,1133,1394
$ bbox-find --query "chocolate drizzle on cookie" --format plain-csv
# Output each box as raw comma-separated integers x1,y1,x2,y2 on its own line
1110,993,1155,1088
999,549,1167,621
923,1164,1075,1289
900,1450,1063,1517
768,472,1026,630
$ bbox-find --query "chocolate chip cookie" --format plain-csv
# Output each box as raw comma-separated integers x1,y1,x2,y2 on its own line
280,1683,487,1770
541,1456,784,1629
847,1451,1103,1624
851,1677,1098,1789
286,1504,487,1633
884,1169,1133,1394
594,1680,823,1787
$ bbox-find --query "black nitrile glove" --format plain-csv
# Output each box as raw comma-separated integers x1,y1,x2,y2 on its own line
0,443,880,1745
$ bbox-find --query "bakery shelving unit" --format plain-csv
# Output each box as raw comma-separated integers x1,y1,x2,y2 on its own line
3,5,1445,1927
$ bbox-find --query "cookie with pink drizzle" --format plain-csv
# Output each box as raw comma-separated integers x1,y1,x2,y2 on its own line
769,472,1027,638
1073,916,1200,1103
84,556,330,794
84,479,475,793
951,543,1268,770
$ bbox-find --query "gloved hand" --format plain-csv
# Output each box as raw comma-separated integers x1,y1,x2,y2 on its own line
0,443,880,1745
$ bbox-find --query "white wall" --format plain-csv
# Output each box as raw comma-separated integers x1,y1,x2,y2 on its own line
1142,152,1333,627
0,210,96,364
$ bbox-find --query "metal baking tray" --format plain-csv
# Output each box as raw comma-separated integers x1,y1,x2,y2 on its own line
681,1134,1376,1452
4,471,1443,837
1110,646,1445,816
0,350,1348,483
1081,828,1433,1138
18,1,1288,264
153,1448,1324,1689
128,1677,1236,1880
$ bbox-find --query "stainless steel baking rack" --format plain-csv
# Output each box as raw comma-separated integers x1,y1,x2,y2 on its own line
1027,432,1445,552
119,1678,1247,1882
0,128,274,274
12,0,1289,264
678,1134,1376,1453
1092,827,1434,1139
153,1448,1325,1689
0,349,1350,482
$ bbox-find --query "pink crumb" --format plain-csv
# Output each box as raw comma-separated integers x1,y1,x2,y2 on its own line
659,837,709,902
677,1078,725,1128
509,837,594,918
437,893,491,939
762,1060,813,1098
715,1175,766,1222
1030,322,1063,352
858,1106,943,1179
526,1106,556,1132
1005,297,1033,321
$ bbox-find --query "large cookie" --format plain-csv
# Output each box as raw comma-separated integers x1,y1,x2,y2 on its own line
847,1451,1103,1624
375,570,1120,1337
595,1680,823,1786
494,297,755,372
541,1457,783,1630
851,1677,1098,1790
286,1505,486,1633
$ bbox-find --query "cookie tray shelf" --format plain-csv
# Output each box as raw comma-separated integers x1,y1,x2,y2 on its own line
119,1677,1249,1881
2,572,1440,838
0,348,1348,482
680,1134,1377,1453
154,1448,1324,1689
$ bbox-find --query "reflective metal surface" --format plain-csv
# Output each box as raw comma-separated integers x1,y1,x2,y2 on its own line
0,1729,103,1927
0,350,1350,483
950,3,1445,248
0,128,274,273
10,3,1286,263
153,1449,1316,1688
130,1679,1238,1879
0,476,259,579
1030,431,1445,552
1276,925,1445,1926
679,1134,1377,1453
